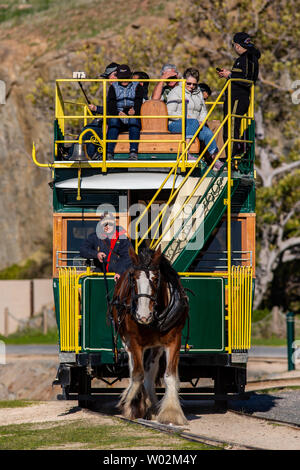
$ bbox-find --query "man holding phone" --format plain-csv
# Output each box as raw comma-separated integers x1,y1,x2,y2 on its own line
217,32,260,161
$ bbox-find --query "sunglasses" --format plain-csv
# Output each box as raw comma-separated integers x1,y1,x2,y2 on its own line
186,82,197,87
102,222,114,227
167,75,178,80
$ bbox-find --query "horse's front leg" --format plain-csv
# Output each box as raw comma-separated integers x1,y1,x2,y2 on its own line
119,344,150,420
157,335,188,426
144,347,164,418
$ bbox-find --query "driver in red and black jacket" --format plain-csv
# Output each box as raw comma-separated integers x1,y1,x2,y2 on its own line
80,213,132,282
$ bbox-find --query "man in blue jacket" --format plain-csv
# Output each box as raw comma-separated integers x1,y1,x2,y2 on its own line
80,213,132,282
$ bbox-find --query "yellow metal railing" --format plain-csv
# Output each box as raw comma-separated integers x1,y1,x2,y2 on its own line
32,77,254,176
58,268,115,353
230,266,253,352
32,78,191,174
59,267,81,353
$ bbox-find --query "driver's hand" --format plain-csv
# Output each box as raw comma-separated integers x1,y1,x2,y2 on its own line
97,252,106,263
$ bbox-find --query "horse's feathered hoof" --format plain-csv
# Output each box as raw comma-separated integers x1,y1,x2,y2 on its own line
144,404,159,421
157,407,188,426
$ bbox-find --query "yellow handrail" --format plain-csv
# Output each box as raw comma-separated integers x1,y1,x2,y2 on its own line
59,267,80,353
230,266,253,351
150,119,229,249
59,268,115,353
134,151,186,252
32,78,254,173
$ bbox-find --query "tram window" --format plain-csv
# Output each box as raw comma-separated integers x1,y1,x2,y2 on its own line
58,190,124,209
193,219,242,272
66,220,98,268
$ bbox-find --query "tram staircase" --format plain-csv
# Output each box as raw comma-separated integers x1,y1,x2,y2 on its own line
161,175,240,271
136,149,241,272
152,172,240,271
135,80,255,270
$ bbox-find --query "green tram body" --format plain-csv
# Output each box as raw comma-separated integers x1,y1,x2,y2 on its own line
44,78,256,407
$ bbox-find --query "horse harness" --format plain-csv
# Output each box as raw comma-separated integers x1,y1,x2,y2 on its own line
112,265,188,334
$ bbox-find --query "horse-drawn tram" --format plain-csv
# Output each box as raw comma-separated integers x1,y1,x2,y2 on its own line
33,76,256,421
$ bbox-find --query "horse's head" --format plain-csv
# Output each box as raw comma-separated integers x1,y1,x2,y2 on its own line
129,246,162,325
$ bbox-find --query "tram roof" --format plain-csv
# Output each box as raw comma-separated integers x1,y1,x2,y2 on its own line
55,171,185,190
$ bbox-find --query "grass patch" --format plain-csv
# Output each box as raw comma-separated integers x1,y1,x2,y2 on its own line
0,0,53,24
0,400,37,409
251,336,288,346
0,328,58,345
0,419,219,450
0,259,38,280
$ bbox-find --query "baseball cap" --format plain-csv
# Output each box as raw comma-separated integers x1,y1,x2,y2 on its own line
233,32,254,49
100,62,119,78
116,64,132,79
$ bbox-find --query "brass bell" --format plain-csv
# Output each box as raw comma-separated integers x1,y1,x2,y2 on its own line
70,143,89,161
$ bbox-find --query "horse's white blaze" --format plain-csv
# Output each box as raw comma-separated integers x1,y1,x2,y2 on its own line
136,271,155,323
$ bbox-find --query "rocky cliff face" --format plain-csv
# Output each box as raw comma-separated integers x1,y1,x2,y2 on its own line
0,36,54,269
0,0,168,272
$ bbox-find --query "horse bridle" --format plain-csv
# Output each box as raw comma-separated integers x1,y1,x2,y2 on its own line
112,263,189,337
127,266,161,323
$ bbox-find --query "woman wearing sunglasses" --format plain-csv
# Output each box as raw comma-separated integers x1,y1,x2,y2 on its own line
80,213,132,282
167,68,222,169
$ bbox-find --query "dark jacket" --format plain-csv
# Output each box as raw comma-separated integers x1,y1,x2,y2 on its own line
80,226,132,274
229,46,261,96
107,82,144,116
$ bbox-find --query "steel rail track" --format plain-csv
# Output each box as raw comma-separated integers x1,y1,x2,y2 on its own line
74,376,300,449
246,376,300,392
113,377,300,450
117,415,263,451
228,408,300,430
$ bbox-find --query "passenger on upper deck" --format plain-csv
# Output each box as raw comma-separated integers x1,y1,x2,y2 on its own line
217,32,260,160
151,64,179,102
132,71,150,102
106,64,144,161
199,82,226,160
66,63,120,160
80,213,132,283
199,83,212,101
88,62,119,115
167,67,223,169
100,62,119,80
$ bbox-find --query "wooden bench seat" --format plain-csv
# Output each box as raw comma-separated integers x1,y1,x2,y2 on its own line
114,100,200,154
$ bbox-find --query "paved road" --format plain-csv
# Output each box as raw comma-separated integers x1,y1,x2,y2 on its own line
4,344,288,357
249,346,287,358
5,344,58,355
